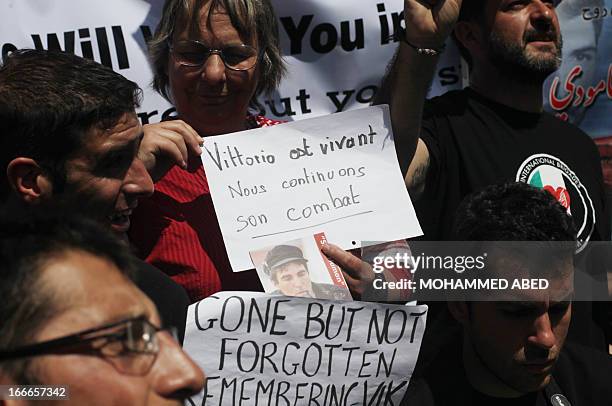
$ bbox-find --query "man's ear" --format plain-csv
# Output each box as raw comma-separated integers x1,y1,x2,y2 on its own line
6,158,53,204
454,21,483,58
448,301,470,325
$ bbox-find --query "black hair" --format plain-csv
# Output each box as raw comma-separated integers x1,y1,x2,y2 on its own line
453,182,576,241
452,182,576,310
0,209,137,383
0,49,142,200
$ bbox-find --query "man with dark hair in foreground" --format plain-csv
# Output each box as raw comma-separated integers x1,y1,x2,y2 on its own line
0,49,198,340
402,182,612,405
0,213,205,405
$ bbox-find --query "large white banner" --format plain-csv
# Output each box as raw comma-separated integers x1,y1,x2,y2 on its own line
261,0,462,121
0,0,462,124
0,0,608,127
0,0,174,124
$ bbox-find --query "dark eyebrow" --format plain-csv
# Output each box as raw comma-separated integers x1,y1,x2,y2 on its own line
570,46,597,55
96,311,150,330
95,132,144,166
500,291,573,311
550,292,574,306
501,301,539,310
571,46,597,55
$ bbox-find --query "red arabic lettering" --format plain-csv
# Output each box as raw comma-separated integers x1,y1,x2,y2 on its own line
584,80,605,107
573,86,585,107
549,66,582,111
608,65,612,99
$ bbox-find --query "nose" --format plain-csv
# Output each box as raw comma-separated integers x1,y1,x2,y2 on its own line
530,1,555,30
151,332,206,400
527,313,556,350
123,157,154,200
200,52,226,85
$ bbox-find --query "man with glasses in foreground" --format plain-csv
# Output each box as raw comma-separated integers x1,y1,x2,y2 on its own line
0,213,205,404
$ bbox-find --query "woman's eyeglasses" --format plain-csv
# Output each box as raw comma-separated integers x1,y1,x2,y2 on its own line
169,39,259,71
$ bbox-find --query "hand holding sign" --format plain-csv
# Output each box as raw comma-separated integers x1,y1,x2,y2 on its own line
320,242,375,299
140,120,203,182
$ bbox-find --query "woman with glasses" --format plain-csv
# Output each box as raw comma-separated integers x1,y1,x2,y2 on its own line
129,0,286,302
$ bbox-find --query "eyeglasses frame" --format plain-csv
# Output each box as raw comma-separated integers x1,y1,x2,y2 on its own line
168,39,261,71
0,316,169,375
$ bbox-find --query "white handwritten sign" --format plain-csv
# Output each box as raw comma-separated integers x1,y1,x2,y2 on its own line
201,105,422,271
183,292,428,406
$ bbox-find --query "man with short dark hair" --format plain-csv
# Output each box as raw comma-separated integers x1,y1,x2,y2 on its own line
0,213,205,405
402,183,612,405
0,49,193,340
377,0,609,349
378,0,606,246
264,245,351,300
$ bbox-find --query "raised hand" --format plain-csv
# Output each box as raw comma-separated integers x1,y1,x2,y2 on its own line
403,0,463,48
138,120,203,182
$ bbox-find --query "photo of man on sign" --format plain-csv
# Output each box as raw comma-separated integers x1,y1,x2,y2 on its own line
252,240,352,301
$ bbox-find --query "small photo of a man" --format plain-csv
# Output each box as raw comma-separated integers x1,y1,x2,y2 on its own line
251,238,352,301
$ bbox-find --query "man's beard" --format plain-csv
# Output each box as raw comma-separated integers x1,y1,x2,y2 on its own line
488,29,563,84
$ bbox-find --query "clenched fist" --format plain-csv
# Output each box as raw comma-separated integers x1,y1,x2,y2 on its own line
403,0,463,48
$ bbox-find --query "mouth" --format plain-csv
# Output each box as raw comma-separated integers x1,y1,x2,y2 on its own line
525,32,558,46
108,208,134,234
527,40,556,48
196,94,230,105
521,360,555,374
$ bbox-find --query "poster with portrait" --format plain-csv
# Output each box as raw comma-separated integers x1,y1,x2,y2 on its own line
543,0,612,138
542,0,612,205
250,232,353,301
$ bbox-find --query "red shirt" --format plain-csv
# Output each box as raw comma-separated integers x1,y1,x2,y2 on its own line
129,116,283,302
